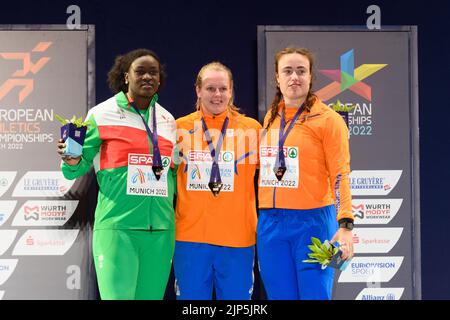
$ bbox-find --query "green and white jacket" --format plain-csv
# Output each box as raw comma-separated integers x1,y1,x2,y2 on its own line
62,92,177,231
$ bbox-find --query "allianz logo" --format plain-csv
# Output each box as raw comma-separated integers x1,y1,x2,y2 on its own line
361,293,396,300
356,288,404,300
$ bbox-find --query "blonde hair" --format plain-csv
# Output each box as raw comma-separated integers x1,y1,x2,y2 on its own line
195,61,240,114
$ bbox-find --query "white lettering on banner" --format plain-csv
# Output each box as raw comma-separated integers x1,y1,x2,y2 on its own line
0,133,54,144
349,170,402,196
259,146,299,189
0,109,53,122
186,151,235,192
12,229,79,256
0,230,18,255
0,201,18,226
11,200,78,226
0,172,17,197
127,154,170,197
12,171,75,197
0,109,55,148
66,265,81,290
352,199,403,224
338,256,404,283
356,288,404,300
129,154,153,166
353,228,403,253
0,259,18,285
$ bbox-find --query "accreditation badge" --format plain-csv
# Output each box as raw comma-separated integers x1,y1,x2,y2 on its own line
127,153,170,197
186,150,234,192
259,146,299,188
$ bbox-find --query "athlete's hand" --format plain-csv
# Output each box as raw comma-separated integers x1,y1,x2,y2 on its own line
57,139,81,166
330,228,354,261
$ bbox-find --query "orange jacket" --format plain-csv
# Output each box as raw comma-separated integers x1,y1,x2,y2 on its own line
176,109,261,247
258,98,353,221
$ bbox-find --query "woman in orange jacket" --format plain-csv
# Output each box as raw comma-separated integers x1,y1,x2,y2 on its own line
257,47,354,300
174,62,261,299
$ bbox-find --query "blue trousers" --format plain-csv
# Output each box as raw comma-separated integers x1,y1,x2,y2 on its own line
257,206,338,300
174,241,255,300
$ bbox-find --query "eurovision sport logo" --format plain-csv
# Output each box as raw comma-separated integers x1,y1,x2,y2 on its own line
352,199,403,224
353,227,403,253
349,170,402,196
338,256,404,283
355,288,405,300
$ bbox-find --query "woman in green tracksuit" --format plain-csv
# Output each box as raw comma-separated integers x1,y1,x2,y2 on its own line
57,49,177,299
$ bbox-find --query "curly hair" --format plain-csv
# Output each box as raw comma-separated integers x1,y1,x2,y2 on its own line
265,47,317,130
107,49,166,94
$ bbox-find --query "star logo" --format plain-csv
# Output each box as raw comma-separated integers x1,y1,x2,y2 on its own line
316,49,387,102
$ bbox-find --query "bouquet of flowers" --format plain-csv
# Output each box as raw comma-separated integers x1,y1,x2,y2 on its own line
55,114,92,157
330,99,355,128
303,237,351,271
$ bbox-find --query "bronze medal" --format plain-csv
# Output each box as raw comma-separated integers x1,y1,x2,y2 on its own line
152,165,164,181
208,181,223,197
273,166,286,181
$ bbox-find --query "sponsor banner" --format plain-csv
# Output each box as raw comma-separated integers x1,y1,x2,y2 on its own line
353,199,403,224
0,259,18,285
0,200,17,226
0,230,18,255
349,170,402,196
12,229,79,256
11,171,75,197
11,200,78,226
338,256,404,283
0,171,17,197
356,287,405,300
0,290,3,300
353,228,403,253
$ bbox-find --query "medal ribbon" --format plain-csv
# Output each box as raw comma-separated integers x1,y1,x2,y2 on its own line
276,103,305,169
130,94,162,171
201,116,229,186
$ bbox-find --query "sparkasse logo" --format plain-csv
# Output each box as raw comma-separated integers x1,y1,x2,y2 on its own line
353,228,403,253
12,229,79,255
